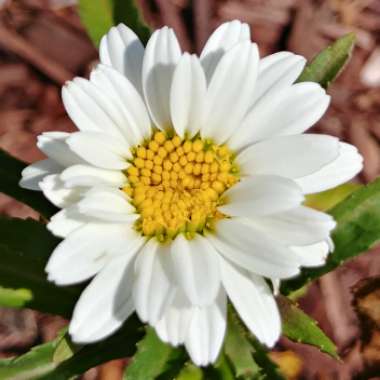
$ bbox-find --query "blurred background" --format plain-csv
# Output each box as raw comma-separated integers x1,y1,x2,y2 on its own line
0,0,380,379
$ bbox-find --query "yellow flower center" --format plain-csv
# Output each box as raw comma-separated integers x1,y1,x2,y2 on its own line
123,131,239,240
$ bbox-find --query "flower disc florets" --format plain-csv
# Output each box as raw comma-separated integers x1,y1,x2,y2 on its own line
123,131,239,240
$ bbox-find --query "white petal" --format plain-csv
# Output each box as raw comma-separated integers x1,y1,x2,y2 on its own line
248,206,336,246
62,78,128,141
61,164,127,188
220,259,281,347
251,52,306,105
295,142,363,194
39,174,83,208
170,53,207,138
229,82,330,150
201,41,259,144
69,254,136,343
20,159,61,190
76,187,137,222
271,278,281,296
219,175,304,217
99,23,144,94
90,65,151,144
171,234,220,306
47,206,89,238
292,240,331,267
237,134,339,179
37,132,83,167
133,240,175,325
67,132,130,170
185,290,227,366
208,218,300,279
46,222,142,285
200,20,250,82
155,290,193,347
142,27,181,130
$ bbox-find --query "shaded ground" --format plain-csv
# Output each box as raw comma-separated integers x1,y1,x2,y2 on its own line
0,0,380,378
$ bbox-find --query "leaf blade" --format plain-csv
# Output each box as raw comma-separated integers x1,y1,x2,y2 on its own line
278,296,338,359
78,0,151,47
297,33,356,88
0,216,81,318
0,330,72,380
224,310,262,379
0,286,33,308
282,178,380,293
124,327,186,380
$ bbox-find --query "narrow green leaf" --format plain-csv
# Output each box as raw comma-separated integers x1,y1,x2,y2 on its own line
78,0,151,47
124,327,186,380
248,339,285,380
39,315,143,380
297,33,356,88
204,352,235,380
78,0,113,46
282,177,380,294
224,311,262,379
0,330,71,380
305,183,361,212
113,0,151,45
0,286,33,308
177,363,203,380
0,148,57,218
0,343,56,380
53,332,77,365
278,296,338,359
0,216,81,317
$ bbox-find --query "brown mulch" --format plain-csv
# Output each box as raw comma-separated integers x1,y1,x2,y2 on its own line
0,0,379,379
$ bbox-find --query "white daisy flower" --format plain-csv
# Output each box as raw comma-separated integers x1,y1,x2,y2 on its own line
20,21,363,366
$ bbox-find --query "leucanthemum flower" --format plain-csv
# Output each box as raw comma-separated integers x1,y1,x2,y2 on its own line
20,21,363,366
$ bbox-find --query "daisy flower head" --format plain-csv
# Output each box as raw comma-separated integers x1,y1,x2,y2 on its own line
20,20,363,366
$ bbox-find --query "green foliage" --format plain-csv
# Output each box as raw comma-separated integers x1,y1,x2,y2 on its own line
78,0,151,47
176,363,203,380
248,339,285,380
224,311,262,379
124,327,186,380
283,177,380,293
0,286,33,308
278,296,338,359
305,183,361,212
0,216,81,317
204,353,235,380
297,33,356,88
42,315,143,380
0,148,57,219
0,330,72,380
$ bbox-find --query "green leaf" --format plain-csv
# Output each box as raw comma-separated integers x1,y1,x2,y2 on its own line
0,286,33,308
248,339,285,380
204,352,235,380
0,317,144,380
78,0,151,47
42,315,143,380
282,177,380,293
124,327,186,380
297,33,356,88
0,331,72,380
305,183,361,212
224,311,262,379
177,363,203,380
0,216,81,318
0,148,57,219
113,0,151,45
278,296,338,359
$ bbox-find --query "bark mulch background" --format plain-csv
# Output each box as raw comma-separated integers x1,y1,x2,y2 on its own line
0,0,380,379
